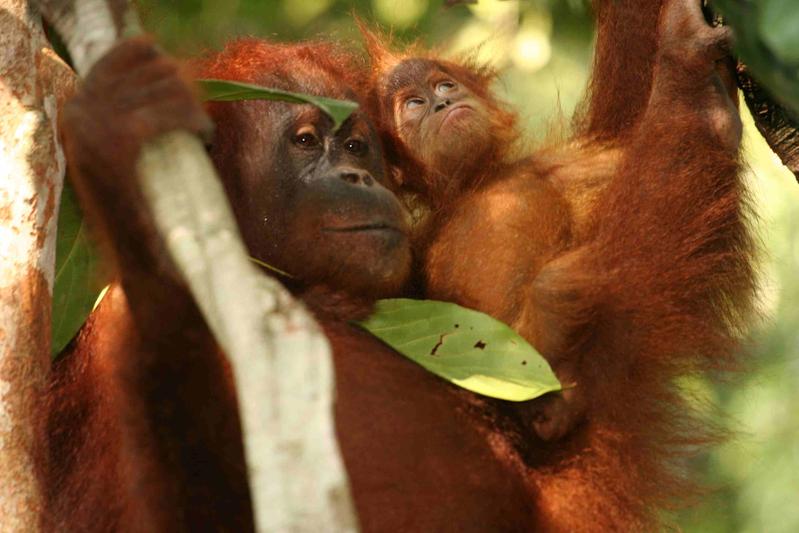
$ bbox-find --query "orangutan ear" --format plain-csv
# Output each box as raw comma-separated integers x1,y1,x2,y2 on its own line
390,165,404,187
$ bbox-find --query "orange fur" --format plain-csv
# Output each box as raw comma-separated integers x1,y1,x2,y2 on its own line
44,4,756,529
47,37,547,532
364,0,757,530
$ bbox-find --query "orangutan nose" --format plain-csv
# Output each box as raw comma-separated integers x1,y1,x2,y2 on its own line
339,169,375,187
434,99,452,112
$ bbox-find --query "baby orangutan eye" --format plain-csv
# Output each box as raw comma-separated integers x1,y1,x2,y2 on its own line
405,97,425,110
437,81,456,92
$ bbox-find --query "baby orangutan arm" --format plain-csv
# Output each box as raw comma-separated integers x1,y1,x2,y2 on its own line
522,0,751,446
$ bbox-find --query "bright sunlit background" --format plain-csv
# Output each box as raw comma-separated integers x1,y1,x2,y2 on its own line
137,1,799,530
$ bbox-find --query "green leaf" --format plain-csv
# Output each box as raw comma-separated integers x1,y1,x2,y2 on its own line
358,298,561,402
715,0,799,117
197,79,359,129
51,182,108,357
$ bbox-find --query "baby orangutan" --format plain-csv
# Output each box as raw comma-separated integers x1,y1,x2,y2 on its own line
364,0,756,529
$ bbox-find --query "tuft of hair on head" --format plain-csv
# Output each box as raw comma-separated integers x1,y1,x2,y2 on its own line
356,17,401,74
190,38,363,99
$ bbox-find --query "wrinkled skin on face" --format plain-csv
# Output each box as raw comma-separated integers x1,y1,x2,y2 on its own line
377,58,517,200
206,76,412,299
387,59,493,177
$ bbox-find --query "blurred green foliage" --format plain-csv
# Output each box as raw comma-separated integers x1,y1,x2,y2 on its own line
52,182,108,355
136,1,799,530
716,0,799,119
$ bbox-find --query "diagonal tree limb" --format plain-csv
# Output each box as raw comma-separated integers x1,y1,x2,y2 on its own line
29,0,358,530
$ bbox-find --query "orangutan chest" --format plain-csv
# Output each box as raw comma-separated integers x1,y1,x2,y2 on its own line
423,181,571,325
425,204,529,322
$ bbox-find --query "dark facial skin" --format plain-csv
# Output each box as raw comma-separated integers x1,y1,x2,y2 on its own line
210,97,412,298
51,38,416,531
386,59,493,176
395,74,476,136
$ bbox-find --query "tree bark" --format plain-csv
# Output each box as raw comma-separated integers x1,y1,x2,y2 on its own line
0,0,75,529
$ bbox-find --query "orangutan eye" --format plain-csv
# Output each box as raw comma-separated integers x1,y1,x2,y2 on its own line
405,97,425,110
437,81,457,93
345,138,366,154
293,130,319,148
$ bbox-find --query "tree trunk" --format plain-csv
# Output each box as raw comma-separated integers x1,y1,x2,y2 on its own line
0,0,75,529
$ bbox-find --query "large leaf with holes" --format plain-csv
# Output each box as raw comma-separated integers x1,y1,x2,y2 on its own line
198,79,358,129
358,298,561,401
51,182,108,356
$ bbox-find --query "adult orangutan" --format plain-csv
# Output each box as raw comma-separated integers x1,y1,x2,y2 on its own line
45,37,541,532
363,0,756,530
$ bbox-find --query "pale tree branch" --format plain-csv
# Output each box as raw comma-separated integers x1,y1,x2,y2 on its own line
25,0,358,530
0,0,75,529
